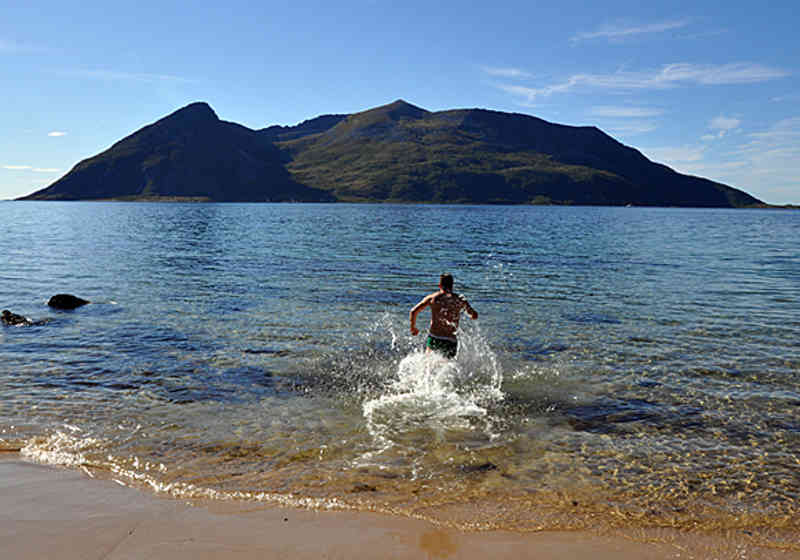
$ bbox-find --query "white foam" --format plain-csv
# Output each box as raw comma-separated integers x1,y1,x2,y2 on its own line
19,431,352,513
20,431,105,467
362,326,504,454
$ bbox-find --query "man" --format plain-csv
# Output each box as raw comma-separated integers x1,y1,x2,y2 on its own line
409,273,478,359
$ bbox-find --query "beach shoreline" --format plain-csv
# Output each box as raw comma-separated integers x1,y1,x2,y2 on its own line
3,454,797,560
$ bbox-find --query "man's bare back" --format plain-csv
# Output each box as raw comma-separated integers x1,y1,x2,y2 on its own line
409,274,478,358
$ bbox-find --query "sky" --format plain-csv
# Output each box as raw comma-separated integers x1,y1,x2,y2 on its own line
2,0,798,204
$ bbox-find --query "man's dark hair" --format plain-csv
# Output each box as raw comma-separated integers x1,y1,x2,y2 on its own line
440,273,454,292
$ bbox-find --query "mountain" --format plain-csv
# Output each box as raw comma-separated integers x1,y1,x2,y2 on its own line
271,100,760,207
261,114,348,143
21,100,762,207
21,102,333,202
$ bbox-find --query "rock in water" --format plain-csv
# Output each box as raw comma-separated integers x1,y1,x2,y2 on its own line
48,294,90,309
2,310,31,326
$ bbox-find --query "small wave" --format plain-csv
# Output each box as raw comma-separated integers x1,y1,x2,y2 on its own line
18,429,354,513
20,431,107,468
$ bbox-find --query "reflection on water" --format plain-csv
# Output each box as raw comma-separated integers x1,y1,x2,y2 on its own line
1,202,799,550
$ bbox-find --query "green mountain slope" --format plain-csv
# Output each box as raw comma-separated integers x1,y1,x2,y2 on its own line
275,100,760,207
21,100,762,207
21,102,333,202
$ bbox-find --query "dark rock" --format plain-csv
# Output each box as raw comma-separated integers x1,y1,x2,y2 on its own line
2,310,51,327
350,483,377,493
48,294,90,309
460,462,498,474
2,310,31,326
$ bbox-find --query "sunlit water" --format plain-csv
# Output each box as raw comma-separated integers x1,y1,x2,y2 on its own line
1,202,798,546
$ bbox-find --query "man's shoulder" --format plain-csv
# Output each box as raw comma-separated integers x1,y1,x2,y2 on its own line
432,291,464,304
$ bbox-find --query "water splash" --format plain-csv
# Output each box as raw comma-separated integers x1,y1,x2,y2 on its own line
361,326,504,462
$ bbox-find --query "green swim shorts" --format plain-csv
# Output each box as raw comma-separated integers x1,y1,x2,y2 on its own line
426,335,458,359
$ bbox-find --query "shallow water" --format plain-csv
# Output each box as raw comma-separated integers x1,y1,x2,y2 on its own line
1,202,798,546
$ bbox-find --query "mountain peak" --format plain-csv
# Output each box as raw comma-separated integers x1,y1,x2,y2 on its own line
388,98,421,109
331,99,429,138
164,102,219,123
378,99,429,119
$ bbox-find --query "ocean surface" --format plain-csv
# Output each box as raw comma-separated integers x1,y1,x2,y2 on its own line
2,202,798,545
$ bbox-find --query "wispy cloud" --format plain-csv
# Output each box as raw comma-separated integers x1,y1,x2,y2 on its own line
604,122,659,136
642,145,707,164
702,115,741,140
0,37,46,54
646,118,800,203
481,66,532,79
571,20,691,42
497,62,789,103
47,131,67,137
739,117,800,161
680,29,730,40
0,39,18,52
587,106,664,137
771,93,800,103
672,63,789,85
59,68,192,84
3,164,60,173
710,116,741,132
589,106,663,118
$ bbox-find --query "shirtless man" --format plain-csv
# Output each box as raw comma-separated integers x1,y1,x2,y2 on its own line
409,273,478,359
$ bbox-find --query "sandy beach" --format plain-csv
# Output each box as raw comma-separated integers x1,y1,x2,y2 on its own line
4,455,797,560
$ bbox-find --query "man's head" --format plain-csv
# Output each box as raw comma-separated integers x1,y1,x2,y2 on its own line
439,273,454,292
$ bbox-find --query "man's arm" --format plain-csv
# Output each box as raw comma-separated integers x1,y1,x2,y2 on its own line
463,298,478,320
409,295,432,336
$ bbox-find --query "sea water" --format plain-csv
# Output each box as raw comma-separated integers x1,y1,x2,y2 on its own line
1,202,798,545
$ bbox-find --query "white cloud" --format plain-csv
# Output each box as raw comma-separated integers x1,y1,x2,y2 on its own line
680,29,730,40
590,106,663,118
47,131,67,137
571,20,691,42
3,165,60,173
745,117,800,144
657,118,800,204
587,107,663,137
481,66,532,79
682,63,788,85
642,145,706,164
703,116,741,140
60,68,192,84
604,122,659,136
0,38,45,54
711,116,740,131
771,93,800,103
497,62,789,103
736,118,800,173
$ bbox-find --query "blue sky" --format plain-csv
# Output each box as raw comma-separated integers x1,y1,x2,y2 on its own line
2,0,798,203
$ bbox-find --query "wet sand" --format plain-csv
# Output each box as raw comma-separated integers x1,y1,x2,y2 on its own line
2,455,793,560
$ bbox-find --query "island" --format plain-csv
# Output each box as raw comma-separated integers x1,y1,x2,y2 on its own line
20,100,763,208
